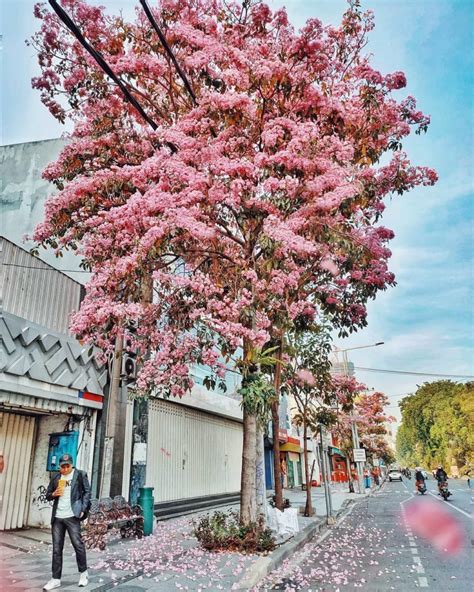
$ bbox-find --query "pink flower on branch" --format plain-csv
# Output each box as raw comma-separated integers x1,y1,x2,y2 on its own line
30,0,436,401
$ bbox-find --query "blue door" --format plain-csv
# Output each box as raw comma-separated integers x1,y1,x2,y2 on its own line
264,448,274,489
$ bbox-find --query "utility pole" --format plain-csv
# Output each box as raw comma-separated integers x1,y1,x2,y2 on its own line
100,335,123,498
319,424,334,524
350,408,365,494
342,349,364,494
336,343,384,495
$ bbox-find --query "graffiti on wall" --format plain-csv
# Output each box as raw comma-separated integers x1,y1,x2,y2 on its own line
32,484,51,510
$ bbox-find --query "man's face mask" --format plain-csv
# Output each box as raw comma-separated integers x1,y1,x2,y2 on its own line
60,464,72,475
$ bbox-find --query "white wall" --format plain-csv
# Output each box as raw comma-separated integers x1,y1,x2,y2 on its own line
147,398,243,502
0,139,86,283
27,412,96,527
28,414,64,527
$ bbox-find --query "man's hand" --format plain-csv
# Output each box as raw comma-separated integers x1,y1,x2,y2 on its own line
52,489,61,497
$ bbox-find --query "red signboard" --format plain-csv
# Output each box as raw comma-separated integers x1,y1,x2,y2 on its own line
78,391,104,404
278,428,288,442
287,436,300,446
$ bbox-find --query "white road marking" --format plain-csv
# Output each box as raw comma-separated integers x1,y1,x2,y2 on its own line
400,497,429,588
427,492,473,519
400,494,415,505
402,480,413,493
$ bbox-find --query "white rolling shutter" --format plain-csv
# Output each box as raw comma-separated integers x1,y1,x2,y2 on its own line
0,412,36,530
147,399,242,502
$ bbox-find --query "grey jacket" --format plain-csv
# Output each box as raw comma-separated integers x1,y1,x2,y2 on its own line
46,469,91,524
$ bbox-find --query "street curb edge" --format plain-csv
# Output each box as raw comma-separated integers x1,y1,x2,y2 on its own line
234,495,367,590
233,519,323,590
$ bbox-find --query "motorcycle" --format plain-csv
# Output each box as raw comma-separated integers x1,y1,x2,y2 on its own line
438,480,451,500
416,481,427,495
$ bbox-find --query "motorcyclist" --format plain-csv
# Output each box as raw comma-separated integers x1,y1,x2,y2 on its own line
435,465,449,495
415,467,425,482
435,465,448,482
415,467,425,493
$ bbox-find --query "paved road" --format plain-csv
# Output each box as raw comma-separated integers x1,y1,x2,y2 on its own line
259,478,473,591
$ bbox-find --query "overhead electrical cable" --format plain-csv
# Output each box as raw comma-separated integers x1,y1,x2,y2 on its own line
48,0,176,153
139,0,197,106
354,366,474,379
3,262,89,273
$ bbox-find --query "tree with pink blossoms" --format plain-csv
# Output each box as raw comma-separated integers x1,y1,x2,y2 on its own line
332,389,396,469
283,324,335,517
31,0,436,523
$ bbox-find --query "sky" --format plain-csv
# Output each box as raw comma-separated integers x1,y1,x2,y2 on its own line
1,1,473,427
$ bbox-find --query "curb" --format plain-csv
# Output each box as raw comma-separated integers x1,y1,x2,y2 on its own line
234,499,354,591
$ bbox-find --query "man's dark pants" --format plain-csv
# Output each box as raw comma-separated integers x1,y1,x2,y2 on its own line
52,517,87,579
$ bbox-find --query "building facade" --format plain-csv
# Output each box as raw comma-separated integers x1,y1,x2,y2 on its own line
1,139,245,518
0,238,106,529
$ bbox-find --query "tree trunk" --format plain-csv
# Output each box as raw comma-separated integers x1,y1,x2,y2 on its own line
240,406,258,524
272,337,284,510
303,418,313,517
255,424,266,517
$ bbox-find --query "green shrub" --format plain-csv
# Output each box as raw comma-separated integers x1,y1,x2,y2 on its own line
192,510,276,553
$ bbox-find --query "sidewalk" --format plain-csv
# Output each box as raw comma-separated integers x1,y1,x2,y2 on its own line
0,485,369,592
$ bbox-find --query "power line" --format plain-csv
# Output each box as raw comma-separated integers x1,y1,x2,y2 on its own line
3,263,89,273
355,366,474,379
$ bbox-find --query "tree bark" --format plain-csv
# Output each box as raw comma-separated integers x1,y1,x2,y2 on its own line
240,407,258,524
303,418,313,517
255,424,266,517
272,337,284,510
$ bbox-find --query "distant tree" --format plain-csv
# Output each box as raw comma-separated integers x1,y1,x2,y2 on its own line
397,381,474,472
333,389,395,468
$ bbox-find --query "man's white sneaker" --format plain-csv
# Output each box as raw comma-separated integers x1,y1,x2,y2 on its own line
43,579,61,591
78,570,89,587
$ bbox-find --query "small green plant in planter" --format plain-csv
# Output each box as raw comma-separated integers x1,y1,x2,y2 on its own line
193,510,276,553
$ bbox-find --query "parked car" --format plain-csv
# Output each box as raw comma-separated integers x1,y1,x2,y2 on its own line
388,469,403,482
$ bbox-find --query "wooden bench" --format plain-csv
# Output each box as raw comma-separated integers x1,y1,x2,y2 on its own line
83,495,144,550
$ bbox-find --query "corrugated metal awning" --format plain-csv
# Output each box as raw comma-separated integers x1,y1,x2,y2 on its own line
329,446,345,458
0,391,94,415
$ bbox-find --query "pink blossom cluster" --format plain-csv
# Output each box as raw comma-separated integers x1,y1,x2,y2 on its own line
31,0,437,396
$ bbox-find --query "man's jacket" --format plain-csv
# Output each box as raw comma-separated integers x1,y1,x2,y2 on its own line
45,469,91,524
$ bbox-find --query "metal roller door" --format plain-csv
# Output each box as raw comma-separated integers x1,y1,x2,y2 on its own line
148,399,242,502
0,412,36,530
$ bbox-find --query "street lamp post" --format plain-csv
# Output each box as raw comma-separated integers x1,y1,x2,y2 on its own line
336,342,384,495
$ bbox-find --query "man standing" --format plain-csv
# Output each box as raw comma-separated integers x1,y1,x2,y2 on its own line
43,454,91,590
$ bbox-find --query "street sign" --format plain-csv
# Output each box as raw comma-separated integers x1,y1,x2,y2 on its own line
353,448,366,462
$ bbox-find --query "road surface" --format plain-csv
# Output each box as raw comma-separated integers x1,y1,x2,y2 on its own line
260,477,473,591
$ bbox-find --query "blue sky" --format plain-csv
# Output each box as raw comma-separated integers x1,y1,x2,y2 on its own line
1,1,473,422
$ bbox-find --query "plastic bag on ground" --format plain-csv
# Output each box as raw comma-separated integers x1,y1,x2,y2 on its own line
266,505,300,542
